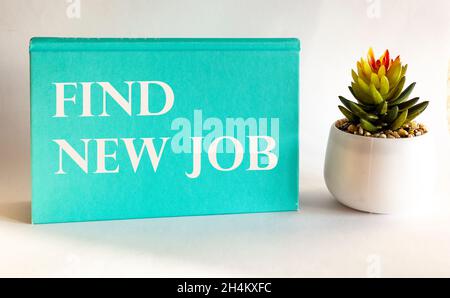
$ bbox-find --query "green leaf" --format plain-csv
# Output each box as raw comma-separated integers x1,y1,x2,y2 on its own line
389,82,416,106
351,69,359,83
380,76,390,96
362,60,372,79
338,105,358,122
386,76,405,101
369,83,384,105
405,101,429,123
397,97,419,111
350,84,373,105
360,118,381,133
401,64,408,77
387,61,402,85
358,77,370,94
339,96,373,111
384,106,399,123
371,73,380,89
390,110,408,130
348,101,379,121
338,96,354,110
376,101,388,115
348,85,357,97
378,65,386,78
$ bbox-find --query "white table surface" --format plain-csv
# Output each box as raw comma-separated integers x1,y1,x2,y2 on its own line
1,138,449,278
1,0,450,278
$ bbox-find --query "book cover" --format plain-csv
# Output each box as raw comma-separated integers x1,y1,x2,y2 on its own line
30,38,300,224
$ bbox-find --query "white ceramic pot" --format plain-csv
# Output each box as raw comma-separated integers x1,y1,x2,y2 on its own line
324,122,436,214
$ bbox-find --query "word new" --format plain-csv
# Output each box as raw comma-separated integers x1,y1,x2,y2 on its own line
55,136,277,179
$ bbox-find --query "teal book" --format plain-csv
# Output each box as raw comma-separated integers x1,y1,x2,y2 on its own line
30,38,300,224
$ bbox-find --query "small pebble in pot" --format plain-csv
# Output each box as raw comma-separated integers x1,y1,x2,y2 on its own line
398,128,408,137
358,127,364,135
336,119,428,138
347,124,357,133
419,123,428,132
336,119,347,128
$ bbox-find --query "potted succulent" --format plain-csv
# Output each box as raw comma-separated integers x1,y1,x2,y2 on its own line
324,48,435,214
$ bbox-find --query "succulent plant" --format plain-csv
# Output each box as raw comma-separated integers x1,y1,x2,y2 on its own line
338,48,429,133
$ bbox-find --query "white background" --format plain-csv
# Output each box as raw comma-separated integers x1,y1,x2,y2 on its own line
0,0,449,277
